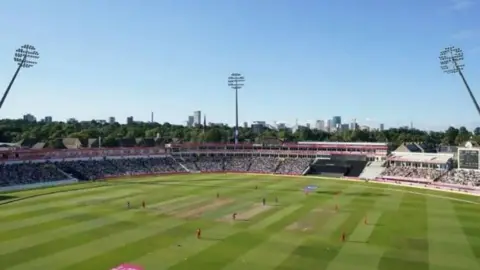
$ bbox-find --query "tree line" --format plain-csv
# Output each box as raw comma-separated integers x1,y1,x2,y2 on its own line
0,119,478,149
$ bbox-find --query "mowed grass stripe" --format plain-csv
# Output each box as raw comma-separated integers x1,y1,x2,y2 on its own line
453,201,480,261
4,178,270,269
0,185,137,216
133,224,242,269
5,175,251,269
273,183,370,270
0,188,158,232
0,185,208,254
131,179,305,269
326,187,404,270
166,181,350,269
377,193,429,270
0,210,168,268
201,179,301,219
221,180,362,269
427,196,479,270
7,218,186,270
0,179,240,245
55,177,282,270
249,181,352,231
0,176,254,235
0,188,148,222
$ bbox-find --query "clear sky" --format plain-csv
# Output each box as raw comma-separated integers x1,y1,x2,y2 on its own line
0,0,479,130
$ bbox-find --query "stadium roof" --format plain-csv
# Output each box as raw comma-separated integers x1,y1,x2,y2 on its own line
297,141,387,146
388,152,453,164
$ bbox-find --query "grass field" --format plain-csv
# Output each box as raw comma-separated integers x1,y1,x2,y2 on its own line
1,173,480,270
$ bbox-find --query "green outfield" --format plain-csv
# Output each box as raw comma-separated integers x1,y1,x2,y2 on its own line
1,174,480,270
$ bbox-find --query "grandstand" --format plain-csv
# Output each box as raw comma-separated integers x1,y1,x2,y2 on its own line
379,151,454,182
1,141,480,192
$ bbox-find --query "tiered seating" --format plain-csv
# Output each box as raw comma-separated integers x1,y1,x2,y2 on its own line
380,166,442,181
249,157,279,173
0,163,67,187
56,160,120,180
359,161,386,179
437,169,480,186
195,156,224,172
224,156,251,172
275,158,312,175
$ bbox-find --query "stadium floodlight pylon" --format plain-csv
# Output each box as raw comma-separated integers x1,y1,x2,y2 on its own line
440,46,480,116
0,44,40,110
228,73,245,145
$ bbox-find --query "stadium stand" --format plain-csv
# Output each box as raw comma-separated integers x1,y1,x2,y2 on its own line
437,169,480,186
0,162,68,187
359,160,386,180
0,142,396,190
306,155,368,177
378,152,453,182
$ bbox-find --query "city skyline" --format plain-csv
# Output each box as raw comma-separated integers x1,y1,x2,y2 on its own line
0,1,479,130
16,112,416,132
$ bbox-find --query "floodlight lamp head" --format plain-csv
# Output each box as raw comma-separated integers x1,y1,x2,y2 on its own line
227,72,245,89
439,46,464,74
14,44,40,68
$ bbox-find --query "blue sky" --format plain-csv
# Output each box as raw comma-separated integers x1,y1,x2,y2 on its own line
0,0,479,130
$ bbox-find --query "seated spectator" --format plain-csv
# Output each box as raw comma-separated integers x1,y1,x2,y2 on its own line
0,162,67,187
437,169,480,187
380,166,442,181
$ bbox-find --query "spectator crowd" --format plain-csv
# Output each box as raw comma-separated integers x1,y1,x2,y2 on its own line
3,155,480,189
0,155,313,188
380,166,443,181
0,163,67,187
436,169,480,187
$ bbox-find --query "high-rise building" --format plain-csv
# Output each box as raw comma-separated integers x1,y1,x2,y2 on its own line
243,122,248,128
44,116,52,123
350,119,358,130
332,116,342,129
187,116,194,127
306,123,311,129
315,120,325,130
341,124,349,131
379,123,385,131
23,114,36,122
109,117,116,124
193,111,201,126
126,116,134,124
326,119,332,132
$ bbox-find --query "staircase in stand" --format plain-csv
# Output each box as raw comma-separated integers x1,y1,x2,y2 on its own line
359,161,386,180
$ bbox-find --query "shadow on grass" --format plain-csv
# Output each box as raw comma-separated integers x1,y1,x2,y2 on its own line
0,194,17,202
0,183,109,206
315,190,388,198
347,240,369,244
201,237,224,241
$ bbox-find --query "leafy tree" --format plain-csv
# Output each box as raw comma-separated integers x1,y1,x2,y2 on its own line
0,118,477,149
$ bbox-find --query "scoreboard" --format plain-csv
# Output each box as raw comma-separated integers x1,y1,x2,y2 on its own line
458,149,479,169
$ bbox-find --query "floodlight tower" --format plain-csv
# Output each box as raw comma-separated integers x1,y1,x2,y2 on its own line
440,46,480,116
228,73,245,145
0,44,40,110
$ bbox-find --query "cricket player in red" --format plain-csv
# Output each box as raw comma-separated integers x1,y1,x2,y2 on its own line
232,212,237,220
196,228,202,239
